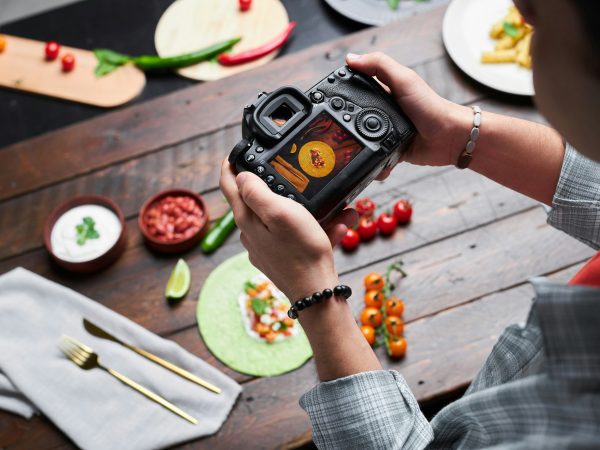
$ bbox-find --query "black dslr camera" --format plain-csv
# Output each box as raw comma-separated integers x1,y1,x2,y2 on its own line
229,65,415,224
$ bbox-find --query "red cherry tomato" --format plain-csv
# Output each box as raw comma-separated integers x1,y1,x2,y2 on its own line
393,199,413,224
61,53,75,72
239,0,252,11
340,228,360,251
355,197,376,217
45,41,60,61
357,217,377,241
377,212,397,236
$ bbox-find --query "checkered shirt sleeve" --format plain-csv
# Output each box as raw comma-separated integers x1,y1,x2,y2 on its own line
547,143,600,249
300,370,433,449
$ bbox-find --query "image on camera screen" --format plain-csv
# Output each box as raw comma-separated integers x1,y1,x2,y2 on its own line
269,112,364,199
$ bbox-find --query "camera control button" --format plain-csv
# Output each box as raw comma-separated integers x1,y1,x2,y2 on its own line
337,69,347,77
366,117,381,131
245,154,256,162
310,91,324,103
347,104,355,112
256,146,264,153
356,109,389,140
343,114,351,122
287,194,296,201
255,165,265,176
265,175,275,185
382,132,398,150
327,75,335,83
275,184,285,194
331,97,344,110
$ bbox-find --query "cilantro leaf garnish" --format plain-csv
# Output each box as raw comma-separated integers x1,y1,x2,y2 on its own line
251,298,269,315
75,216,100,246
503,21,519,38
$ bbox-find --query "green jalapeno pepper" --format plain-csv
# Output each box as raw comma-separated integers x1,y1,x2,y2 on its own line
200,209,236,254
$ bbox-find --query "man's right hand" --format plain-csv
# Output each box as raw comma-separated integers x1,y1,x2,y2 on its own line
346,52,472,172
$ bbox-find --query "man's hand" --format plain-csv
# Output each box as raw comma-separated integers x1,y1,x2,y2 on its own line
346,52,472,173
220,159,357,300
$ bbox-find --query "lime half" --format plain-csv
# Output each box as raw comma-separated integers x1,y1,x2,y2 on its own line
165,259,191,300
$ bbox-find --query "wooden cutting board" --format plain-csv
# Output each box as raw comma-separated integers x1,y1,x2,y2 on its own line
0,35,146,107
154,0,289,81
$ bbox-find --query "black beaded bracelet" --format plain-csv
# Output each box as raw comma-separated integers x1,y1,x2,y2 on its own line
287,285,352,319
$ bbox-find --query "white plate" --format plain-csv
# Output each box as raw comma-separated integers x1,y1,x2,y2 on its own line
442,0,534,96
323,0,449,27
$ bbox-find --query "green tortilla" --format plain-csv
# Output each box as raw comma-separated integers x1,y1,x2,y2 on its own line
197,252,313,377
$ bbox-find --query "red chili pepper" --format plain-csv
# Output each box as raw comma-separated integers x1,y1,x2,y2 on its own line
239,0,252,11
217,22,296,66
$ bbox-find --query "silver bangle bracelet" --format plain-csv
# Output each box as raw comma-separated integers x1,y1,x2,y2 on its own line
456,106,482,169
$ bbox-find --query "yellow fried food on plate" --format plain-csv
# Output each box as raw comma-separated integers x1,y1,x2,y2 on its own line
298,141,336,178
482,4,533,69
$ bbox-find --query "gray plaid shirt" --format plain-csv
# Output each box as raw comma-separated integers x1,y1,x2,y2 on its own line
300,145,600,449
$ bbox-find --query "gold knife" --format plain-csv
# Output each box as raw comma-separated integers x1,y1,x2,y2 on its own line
83,318,221,394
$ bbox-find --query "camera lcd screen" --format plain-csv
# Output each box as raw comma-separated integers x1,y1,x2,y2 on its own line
269,112,364,199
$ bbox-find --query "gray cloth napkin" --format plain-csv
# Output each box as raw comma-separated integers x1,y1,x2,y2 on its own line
0,268,241,450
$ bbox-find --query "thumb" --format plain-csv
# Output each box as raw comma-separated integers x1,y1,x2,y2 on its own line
236,172,300,227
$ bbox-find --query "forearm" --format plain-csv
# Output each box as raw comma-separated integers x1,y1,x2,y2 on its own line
295,275,382,382
450,105,565,205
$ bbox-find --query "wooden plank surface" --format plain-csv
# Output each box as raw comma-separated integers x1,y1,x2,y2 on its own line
0,4,590,450
0,6,453,201
2,262,585,449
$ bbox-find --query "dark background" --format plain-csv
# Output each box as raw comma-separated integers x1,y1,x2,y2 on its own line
0,0,366,148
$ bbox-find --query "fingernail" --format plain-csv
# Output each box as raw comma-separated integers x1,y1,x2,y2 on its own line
236,172,247,188
346,53,361,61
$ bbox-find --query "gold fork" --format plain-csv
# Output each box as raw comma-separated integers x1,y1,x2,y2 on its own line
58,335,198,425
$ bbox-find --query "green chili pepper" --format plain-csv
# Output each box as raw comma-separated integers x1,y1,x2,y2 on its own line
93,37,241,77
200,209,236,254
133,37,241,70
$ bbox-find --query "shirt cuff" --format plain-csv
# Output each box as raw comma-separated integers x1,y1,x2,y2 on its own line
547,143,600,250
300,370,433,450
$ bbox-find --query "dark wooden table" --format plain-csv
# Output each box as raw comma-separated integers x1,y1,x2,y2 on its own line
0,5,594,449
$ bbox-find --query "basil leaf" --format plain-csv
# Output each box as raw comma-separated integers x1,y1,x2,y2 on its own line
93,49,131,77
94,61,119,77
94,49,131,65
244,281,257,291
503,21,519,38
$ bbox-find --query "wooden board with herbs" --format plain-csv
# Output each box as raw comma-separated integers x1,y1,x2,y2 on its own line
0,4,594,450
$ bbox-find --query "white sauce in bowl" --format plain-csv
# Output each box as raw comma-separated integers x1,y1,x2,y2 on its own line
50,204,122,263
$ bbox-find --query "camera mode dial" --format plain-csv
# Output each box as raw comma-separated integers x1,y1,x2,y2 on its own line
356,109,389,140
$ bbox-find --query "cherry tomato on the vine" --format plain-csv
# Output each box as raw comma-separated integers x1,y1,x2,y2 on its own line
239,0,252,11
357,217,377,241
393,199,413,224
377,212,397,236
61,53,75,72
360,325,376,346
355,197,376,217
45,41,60,61
364,290,384,308
360,307,383,328
340,228,360,251
364,272,384,291
385,297,404,317
387,335,407,359
385,316,404,336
